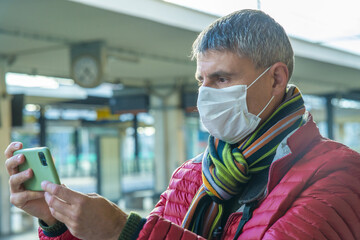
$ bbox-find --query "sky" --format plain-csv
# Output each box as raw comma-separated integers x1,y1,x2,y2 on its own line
164,0,360,55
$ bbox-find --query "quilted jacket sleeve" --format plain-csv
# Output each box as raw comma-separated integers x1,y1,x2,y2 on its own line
138,215,205,240
263,147,360,240
37,219,80,240
38,228,80,240
137,158,204,239
138,183,205,240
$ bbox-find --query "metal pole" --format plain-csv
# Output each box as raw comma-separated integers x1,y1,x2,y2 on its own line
134,114,140,173
326,96,334,139
39,106,46,146
74,128,80,174
96,136,101,194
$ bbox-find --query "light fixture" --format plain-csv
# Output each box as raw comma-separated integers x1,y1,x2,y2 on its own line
6,73,59,89
25,104,41,112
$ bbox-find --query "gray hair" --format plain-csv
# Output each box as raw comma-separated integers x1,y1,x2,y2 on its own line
192,9,294,80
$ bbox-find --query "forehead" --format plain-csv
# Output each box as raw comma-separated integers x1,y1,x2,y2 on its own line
196,51,255,76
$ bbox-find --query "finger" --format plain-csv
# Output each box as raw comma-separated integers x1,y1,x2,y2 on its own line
44,192,73,218
42,181,85,204
9,169,33,193
4,142,23,159
49,207,71,226
10,191,45,208
44,192,74,227
5,154,25,176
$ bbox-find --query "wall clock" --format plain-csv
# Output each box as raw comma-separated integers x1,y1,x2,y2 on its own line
70,41,106,88
72,55,101,88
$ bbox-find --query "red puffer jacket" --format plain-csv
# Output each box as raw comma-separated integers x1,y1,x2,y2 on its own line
39,116,360,239
138,116,360,240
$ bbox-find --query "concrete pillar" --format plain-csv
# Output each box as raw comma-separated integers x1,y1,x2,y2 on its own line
0,59,11,235
151,88,185,194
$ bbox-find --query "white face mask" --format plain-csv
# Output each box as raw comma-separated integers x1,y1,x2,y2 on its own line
197,66,273,144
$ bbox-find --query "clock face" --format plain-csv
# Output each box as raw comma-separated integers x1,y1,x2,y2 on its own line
73,55,100,88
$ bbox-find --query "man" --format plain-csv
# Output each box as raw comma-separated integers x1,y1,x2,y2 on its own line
5,9,360,240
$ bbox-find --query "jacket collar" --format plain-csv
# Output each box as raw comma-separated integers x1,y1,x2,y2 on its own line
266,113,322,194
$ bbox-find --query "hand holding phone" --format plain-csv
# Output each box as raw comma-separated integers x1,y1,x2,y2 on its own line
5,143,57,225
14,147,60,191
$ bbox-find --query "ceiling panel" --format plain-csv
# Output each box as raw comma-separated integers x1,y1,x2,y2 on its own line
0,0,359,99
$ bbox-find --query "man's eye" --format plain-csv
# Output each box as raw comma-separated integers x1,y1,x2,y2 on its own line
219,77,227,83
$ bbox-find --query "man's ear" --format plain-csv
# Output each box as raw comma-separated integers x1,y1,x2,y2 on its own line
270,62,288,97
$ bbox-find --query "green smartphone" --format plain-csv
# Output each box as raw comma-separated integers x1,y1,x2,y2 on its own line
14,147,60,191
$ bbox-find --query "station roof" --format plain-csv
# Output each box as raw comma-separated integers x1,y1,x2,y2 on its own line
0,0,359,102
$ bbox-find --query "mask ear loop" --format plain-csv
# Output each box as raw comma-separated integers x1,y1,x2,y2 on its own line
245,65,273,117
257,95,274,117
246,66,272,90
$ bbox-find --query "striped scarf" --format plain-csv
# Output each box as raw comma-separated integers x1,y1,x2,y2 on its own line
182,85,306,239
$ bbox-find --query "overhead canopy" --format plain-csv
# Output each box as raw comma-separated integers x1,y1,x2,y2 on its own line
0,0,359,99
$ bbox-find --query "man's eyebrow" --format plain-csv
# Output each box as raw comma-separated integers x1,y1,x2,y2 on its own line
195,70,235,81
208,71,234,78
